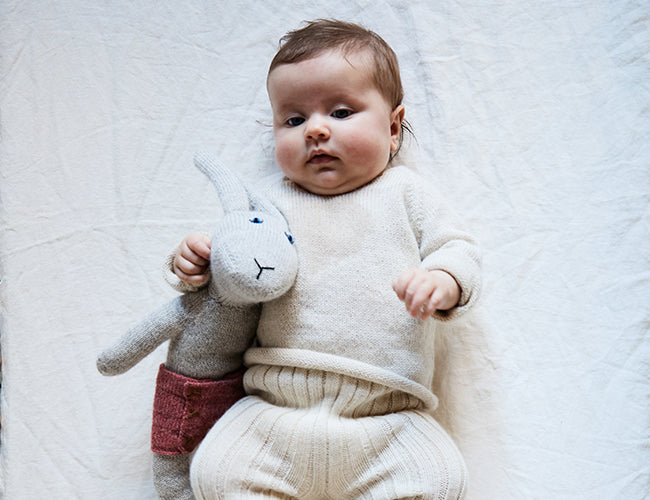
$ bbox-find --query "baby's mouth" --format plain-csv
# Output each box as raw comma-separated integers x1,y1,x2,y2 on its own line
308,153,336,165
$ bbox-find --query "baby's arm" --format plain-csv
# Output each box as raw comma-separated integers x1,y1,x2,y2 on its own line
392,269,461,320
173,232,211,285
392,171,481,321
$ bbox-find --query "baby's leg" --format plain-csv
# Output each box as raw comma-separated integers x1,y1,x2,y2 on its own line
337,410,467,500
190,395,302,499
191,366,467,500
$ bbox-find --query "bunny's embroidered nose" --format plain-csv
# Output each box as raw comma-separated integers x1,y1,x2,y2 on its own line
254,258,275,280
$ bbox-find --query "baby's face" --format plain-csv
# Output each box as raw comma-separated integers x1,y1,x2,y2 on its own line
267,49,404,195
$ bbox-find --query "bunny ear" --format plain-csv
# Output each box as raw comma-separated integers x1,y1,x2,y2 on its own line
246,187,284,219
194,151,286,220
194,151,249,213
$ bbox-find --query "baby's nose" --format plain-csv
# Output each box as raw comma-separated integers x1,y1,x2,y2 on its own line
304,116,330,141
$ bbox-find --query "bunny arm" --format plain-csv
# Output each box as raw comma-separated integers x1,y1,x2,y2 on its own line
97,287,261,377
97,293,196,376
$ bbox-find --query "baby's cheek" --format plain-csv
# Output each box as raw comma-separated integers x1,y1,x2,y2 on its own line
274,136,297,171
274,146,289,170
345,131,390,163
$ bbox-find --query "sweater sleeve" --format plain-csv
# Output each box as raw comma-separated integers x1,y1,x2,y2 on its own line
408,175,482,321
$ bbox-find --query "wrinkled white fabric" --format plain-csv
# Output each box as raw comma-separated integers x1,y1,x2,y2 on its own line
0,1,647,499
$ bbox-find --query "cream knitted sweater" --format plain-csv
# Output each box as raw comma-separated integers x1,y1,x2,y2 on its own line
241,165,481,410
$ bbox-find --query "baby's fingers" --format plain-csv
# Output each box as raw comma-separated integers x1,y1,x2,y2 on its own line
405,279,436,318
419,288,444,319
174,253,207,275
393,269,435,318
185,233,211,261
173,255,209,284
392,269,417,301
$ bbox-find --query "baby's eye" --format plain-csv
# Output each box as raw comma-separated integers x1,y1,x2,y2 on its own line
331,109,352,119
287,117,305,127
250,217,263,224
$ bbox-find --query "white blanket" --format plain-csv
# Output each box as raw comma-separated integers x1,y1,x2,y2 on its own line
1,1,648,499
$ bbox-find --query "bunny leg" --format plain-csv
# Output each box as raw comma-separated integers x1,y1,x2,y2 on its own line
152,453,194,500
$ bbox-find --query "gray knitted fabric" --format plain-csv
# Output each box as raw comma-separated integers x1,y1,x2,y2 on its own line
97,152,298,500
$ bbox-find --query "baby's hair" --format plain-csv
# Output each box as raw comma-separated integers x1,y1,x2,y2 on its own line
268,19,412,157
269,19,403,110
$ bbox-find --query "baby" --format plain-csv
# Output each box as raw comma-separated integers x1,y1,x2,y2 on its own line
172,19,481,499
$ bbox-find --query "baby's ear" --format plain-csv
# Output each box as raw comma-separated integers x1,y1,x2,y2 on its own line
390,105,406,151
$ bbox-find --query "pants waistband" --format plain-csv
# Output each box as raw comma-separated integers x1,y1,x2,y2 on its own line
244,364,425,418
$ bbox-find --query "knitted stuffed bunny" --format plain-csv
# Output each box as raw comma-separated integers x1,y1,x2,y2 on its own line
97,152,298,500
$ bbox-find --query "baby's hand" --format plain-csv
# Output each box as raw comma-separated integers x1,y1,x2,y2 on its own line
173,233,211,285
392,269,461,320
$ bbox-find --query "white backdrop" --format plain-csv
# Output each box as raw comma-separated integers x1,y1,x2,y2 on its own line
1,1,648,499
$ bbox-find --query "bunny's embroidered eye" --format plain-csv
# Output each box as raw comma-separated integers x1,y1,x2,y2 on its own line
250,217,263,224
285,232,294,244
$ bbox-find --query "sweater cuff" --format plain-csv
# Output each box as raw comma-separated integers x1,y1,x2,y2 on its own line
421,258,481,322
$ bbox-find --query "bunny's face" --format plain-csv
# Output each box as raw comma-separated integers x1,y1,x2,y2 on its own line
209,210,298,305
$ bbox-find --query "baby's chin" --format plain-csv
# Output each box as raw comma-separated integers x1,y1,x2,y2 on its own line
296,170,384,196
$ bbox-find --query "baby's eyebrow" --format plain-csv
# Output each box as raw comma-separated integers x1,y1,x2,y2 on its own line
270,90,366,116
271,98,301,111
272,107,302,119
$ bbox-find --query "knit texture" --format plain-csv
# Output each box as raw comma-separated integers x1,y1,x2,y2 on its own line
189,165,478,499
151,364,246,455
191,365,468,499
164,165,481,401
251,165,481,402
98,154,299,500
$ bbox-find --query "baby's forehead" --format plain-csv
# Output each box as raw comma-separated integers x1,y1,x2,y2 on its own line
267,48,378,93
268,56,380,110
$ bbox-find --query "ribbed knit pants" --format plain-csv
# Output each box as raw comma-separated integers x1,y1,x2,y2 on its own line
191,365,467,500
